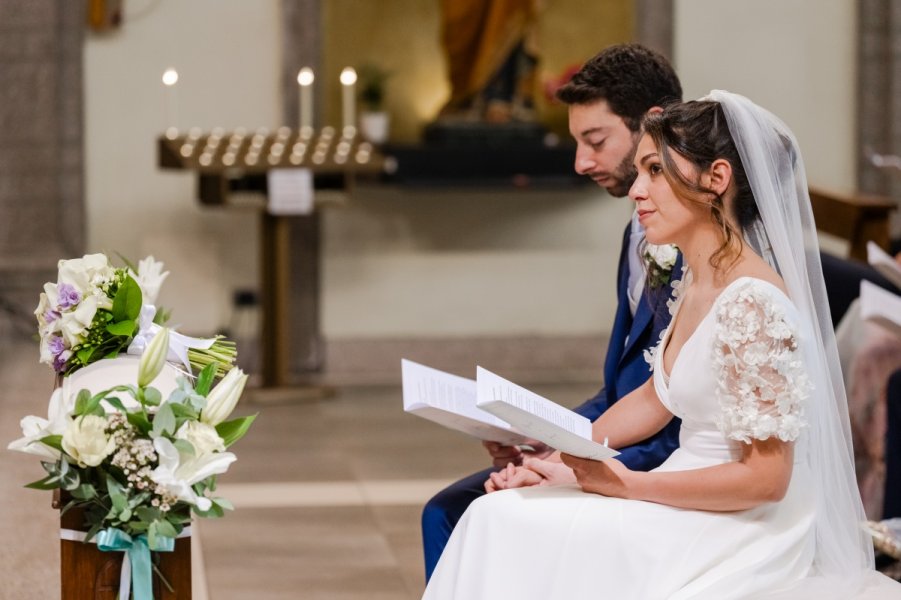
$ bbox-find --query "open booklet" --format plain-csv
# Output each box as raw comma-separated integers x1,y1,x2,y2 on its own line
401,359,528,446
475,367,619,461
867,241,901,290
860,279,901,338
401,359,618,461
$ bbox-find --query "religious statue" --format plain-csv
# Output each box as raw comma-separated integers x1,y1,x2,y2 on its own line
438,0,540,124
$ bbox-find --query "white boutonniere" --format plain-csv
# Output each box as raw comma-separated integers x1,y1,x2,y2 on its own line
644,244,678,289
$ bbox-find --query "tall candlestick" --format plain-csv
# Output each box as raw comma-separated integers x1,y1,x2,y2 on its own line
340,67,357,132
162,67,179,138
297,67,314,131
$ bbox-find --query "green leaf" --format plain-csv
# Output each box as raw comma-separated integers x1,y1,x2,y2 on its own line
155,519,178,539
215,414,257,448
38,434,63,451
136,506,161,523
74,389,91,415
71,483,97,501
151,403,176,438
126,411,152,435
213,497,234,511
143,387,162,407
169,403,198,421
60,468,80,491
76,346,97,365
102,396,129,414
105,319,136,337
24,474,60,490
194,364,217,397
192,502,224,518
112,275,143,322
106,475,127,512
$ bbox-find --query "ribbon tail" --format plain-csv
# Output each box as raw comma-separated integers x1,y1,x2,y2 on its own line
119,553,131,600
127,536,153,600
168,330,217,372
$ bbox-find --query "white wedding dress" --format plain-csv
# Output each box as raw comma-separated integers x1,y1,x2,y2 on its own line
424,277,820,599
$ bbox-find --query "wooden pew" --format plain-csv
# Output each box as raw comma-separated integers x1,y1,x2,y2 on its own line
809,187,896,260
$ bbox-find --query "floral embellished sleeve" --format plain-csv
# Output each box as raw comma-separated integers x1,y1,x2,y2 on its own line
713,281,809,443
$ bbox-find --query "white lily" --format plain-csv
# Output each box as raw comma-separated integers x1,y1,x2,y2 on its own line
150,437,235,511
138,327,169,387
7,388,73,460
200,368,248,426
129,256,169,306
57,253,114,296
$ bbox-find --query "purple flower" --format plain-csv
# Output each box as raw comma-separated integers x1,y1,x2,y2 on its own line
56,283,81,309
52,352,70,373
43,309,60,323
48,335,65,356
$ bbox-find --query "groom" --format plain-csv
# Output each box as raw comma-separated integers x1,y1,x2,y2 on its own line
421,43,685,580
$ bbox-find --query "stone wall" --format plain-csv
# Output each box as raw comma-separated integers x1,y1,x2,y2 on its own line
0,1,84,337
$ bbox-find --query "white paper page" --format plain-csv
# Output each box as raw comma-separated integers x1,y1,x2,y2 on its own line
860,280,901,338
867,241,901,290
401,359,526,445
267,168,314,215
475,366,618,461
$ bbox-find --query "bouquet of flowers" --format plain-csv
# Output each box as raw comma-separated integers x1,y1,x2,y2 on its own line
8,329,255,596
15,252,252,597
35,253,236,377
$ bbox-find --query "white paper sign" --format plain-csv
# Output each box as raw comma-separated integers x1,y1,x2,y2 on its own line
860,280,901,338
267,168,314,215
401,359,526,445
867,241,901,290
476,366,619,461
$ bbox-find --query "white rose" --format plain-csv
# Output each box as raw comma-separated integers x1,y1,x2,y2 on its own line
57,254,114,295
646,244,678,269
175,420,225,457
62,414,116,467
57,295,100,347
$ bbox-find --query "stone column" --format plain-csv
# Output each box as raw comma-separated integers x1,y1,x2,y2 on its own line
281,0,324,375
634,0,674,60
0,0,84,336
858,0,901,236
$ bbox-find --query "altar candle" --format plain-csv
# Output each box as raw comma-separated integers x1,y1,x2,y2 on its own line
162,67,179,137
297,67,314,130
340,67,357,131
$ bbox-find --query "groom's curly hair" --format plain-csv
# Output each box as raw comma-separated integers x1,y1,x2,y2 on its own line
642,101,758,270
556,44,683,131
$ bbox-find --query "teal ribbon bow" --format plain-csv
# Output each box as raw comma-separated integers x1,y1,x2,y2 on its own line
96,528,175,600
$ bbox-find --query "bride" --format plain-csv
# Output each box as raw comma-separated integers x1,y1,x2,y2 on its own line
423,92,898,599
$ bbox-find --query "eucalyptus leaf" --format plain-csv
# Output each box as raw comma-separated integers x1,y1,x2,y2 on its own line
119,507,132,522
74,389,91,415
136,506,161,523
143,387,162,407
213,497,234,511
151,403,176,438
126,411,152,435
172,439,195,456
106,475,127,512
71,483,97,501
155,519,178,539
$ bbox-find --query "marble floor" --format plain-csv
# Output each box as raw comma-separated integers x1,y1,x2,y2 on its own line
0,336,599,599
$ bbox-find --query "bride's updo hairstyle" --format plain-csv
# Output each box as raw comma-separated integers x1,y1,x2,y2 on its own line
642,101,758,269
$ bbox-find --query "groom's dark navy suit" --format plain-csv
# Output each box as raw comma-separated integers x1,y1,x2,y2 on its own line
421,224,683,580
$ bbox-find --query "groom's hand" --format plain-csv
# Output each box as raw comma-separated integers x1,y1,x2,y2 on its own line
482,440,552,468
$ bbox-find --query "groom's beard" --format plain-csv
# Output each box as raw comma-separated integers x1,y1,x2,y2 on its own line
600,133,641,198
